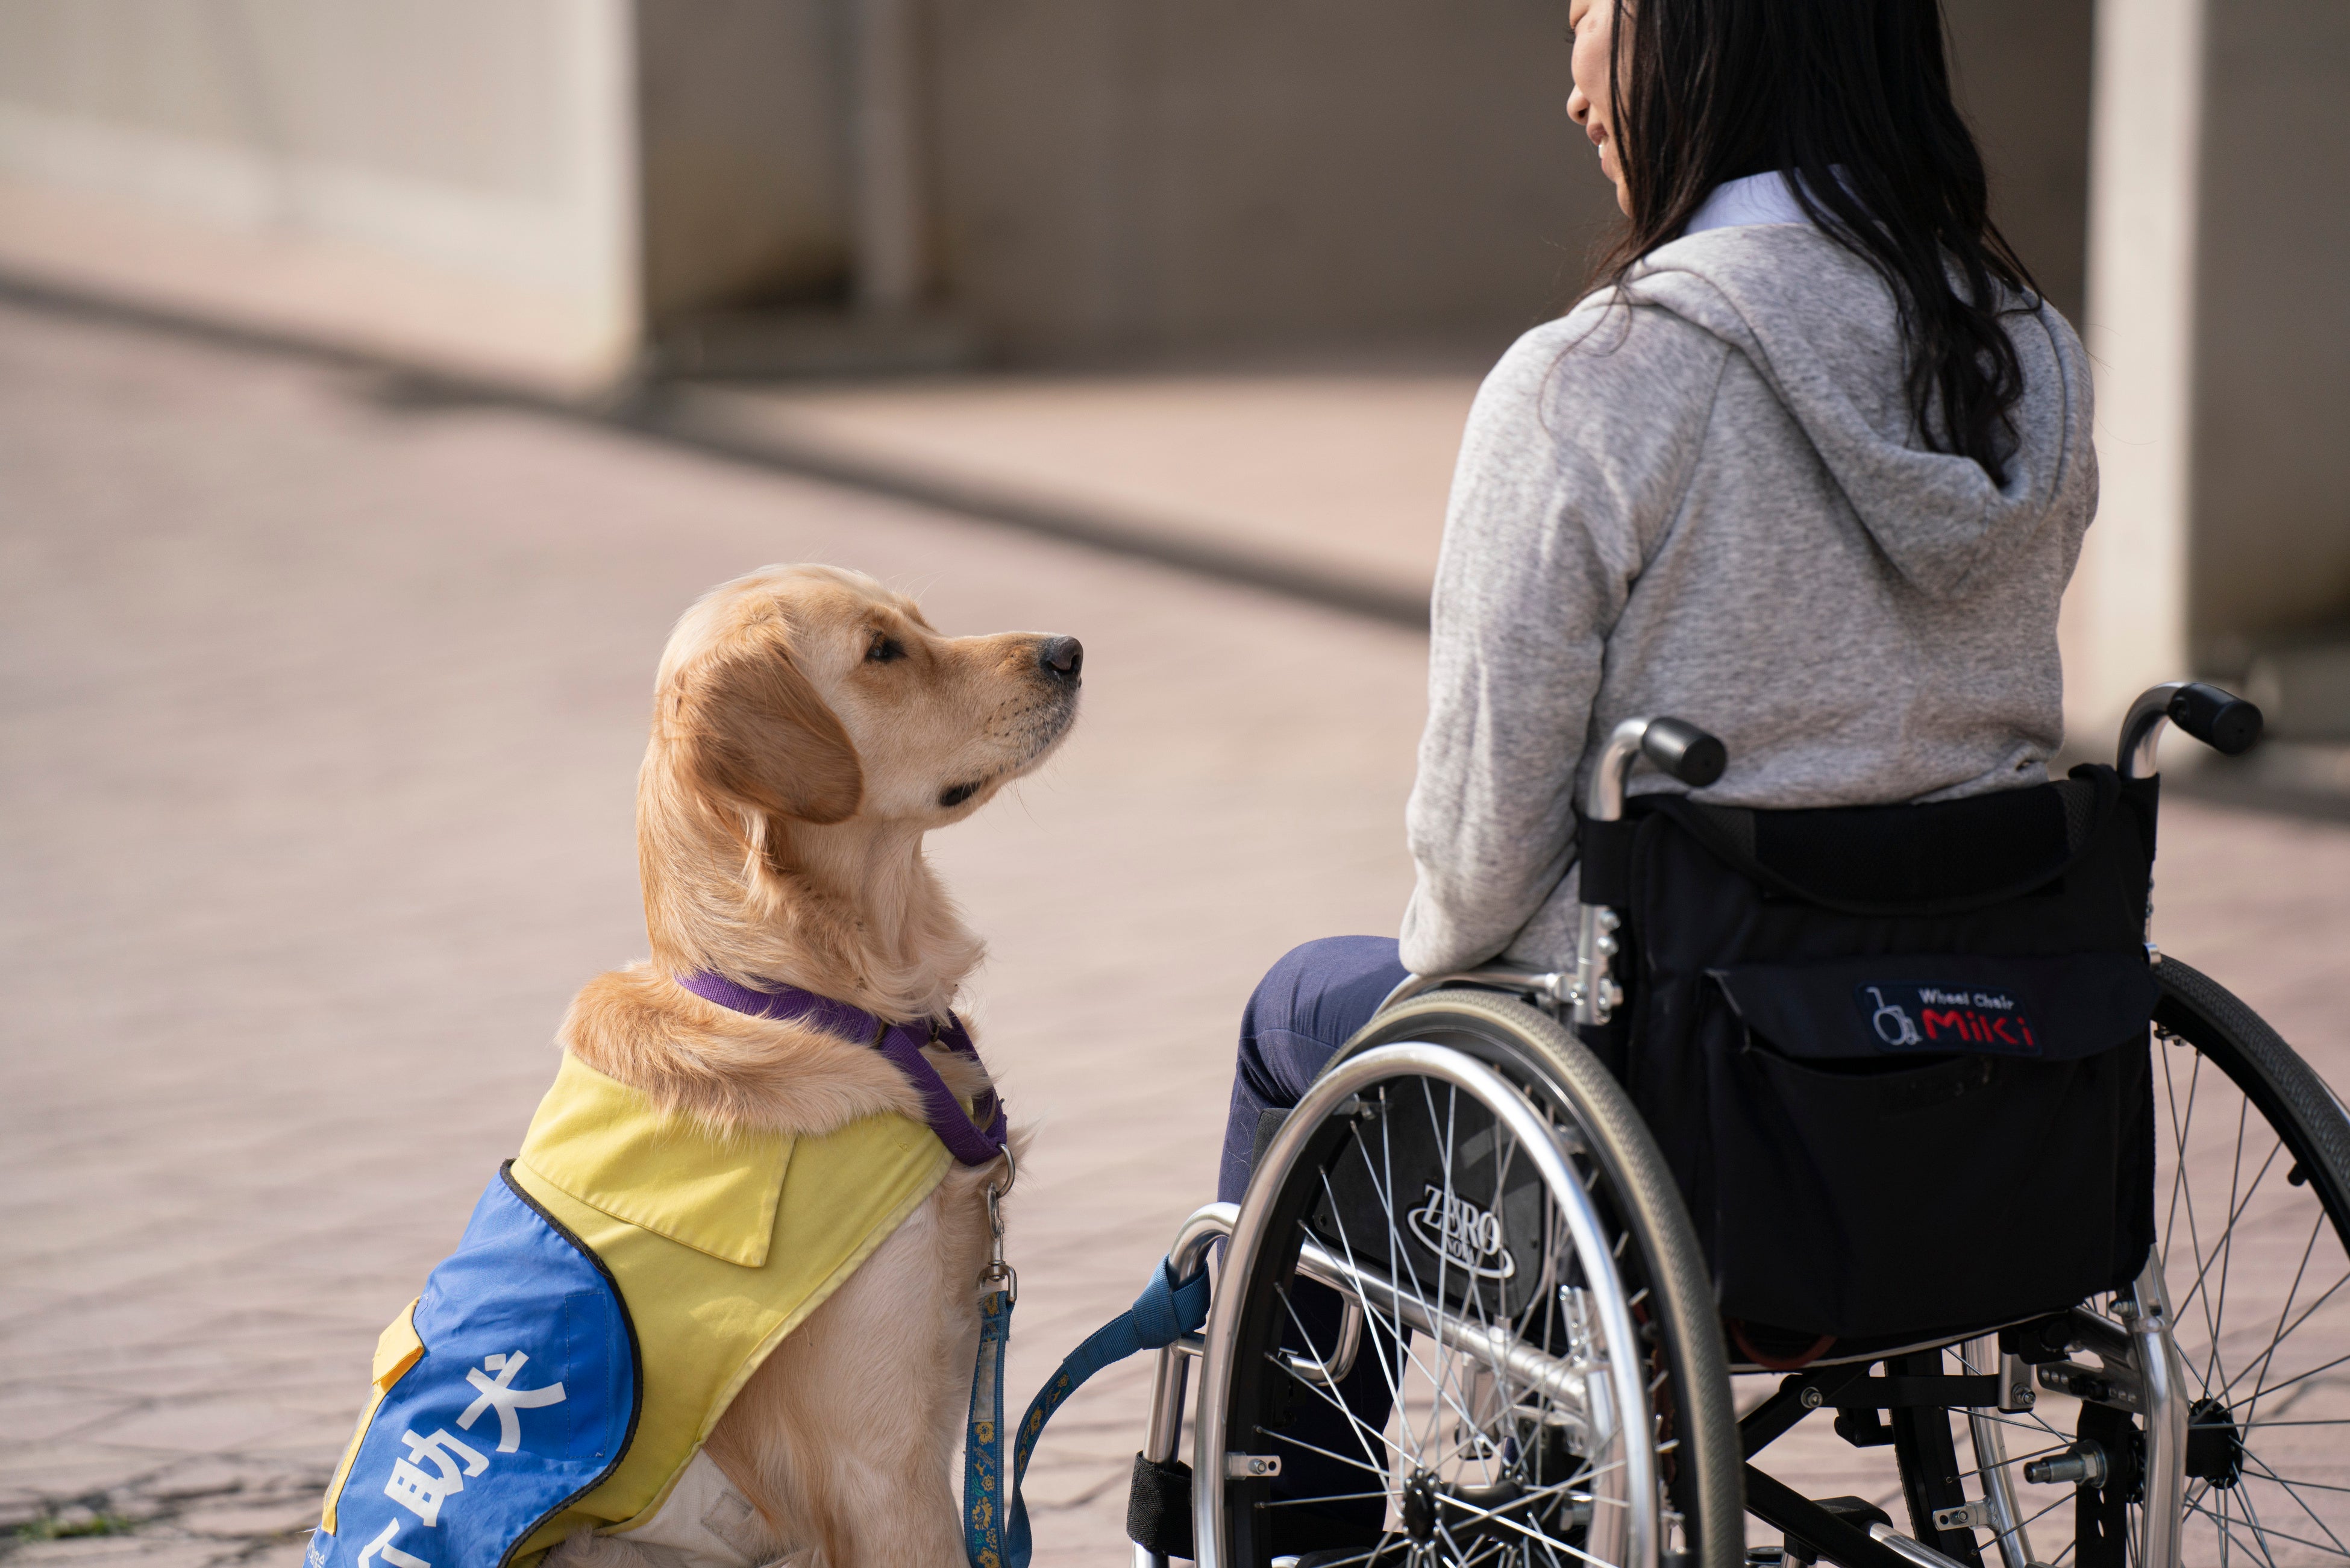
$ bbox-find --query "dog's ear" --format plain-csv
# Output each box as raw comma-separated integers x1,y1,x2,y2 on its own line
681,639,863,825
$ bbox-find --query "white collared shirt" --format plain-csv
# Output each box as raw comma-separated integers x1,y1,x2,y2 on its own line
1681,169,1813,236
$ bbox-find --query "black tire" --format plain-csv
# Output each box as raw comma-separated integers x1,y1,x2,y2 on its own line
2154,956,2350,1244
1201,988,1744,1568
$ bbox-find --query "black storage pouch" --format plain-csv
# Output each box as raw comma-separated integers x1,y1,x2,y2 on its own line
1609,768,2160,1341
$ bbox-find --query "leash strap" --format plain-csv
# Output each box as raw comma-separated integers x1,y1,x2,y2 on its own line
964,1258,1212,1568
963,1285,1015,1568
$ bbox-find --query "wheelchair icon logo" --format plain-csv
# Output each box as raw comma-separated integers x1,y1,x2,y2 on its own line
1865,987,1924,1047
1407,1185,1517,1279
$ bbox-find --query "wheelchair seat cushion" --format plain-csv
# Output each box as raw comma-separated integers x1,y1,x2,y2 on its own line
1603,767,2160,1341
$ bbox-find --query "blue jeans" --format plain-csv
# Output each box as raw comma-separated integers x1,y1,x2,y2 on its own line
1217,934,1411,1203
1215,935,1410,1549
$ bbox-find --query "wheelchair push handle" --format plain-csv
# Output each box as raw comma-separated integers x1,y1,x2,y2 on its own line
1641,717,1729,789
2168,682,2263,756
1587,715,1729,823
2119,681,2264,780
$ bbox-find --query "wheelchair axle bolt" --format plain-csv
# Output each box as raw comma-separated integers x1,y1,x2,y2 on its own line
2023,1441,2109,1487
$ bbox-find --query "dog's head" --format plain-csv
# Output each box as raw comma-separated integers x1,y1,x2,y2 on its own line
650,564,1082,849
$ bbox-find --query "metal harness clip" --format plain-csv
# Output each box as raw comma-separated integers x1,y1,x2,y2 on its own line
979,1143,1018,1305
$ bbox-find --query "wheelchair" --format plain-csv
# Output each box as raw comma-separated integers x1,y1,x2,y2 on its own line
1122,683,2350,1568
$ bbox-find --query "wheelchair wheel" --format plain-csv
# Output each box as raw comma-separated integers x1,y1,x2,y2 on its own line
1934,955,2350,1568
1194,989,1743,1568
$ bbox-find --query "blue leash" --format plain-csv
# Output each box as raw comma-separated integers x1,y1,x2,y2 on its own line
963,1254,1212,1568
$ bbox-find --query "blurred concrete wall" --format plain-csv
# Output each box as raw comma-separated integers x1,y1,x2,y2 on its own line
636,0,850,320
0,0,636,382
0,0,2098,363
1947,0,2093,322
1,0,2342,736
922,0,1608,359
856,0,2091,359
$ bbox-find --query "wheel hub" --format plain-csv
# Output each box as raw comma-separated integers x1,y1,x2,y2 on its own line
1400,1469,1439,1544
2185,1396,2246,1489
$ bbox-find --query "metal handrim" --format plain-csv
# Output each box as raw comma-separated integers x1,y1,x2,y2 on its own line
1196,1041,1667,1568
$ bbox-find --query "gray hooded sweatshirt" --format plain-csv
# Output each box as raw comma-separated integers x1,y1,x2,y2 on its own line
1397,221,2097,977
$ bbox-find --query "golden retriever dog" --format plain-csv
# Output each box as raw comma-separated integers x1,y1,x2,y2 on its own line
550,564,1079,1567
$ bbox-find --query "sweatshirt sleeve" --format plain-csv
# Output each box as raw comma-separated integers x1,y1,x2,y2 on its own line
1399,304,1729,976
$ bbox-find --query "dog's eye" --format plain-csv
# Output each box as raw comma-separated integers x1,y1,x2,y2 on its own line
866,635,907,665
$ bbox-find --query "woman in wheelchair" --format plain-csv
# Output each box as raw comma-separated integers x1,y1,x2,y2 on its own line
1139,1,2350,1566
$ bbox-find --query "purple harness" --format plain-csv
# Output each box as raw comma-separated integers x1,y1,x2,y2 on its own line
675,971,1009,1167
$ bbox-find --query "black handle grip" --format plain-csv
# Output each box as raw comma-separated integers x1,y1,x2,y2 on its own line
2168,683,2263,757
1642,717,1728,788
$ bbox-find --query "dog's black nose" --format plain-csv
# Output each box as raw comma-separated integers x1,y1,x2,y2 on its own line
1038,636,1083,682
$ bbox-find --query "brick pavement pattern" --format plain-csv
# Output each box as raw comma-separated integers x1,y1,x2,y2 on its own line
5,299,2348,1566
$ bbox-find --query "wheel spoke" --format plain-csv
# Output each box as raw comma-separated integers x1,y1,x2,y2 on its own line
1438,1497,1620,1567
1317,1135,1535,1504
1265,1423,1402,1480
2214,1208,2330,1417
1356,1099,1543,1467
2224,1269,2350,1408
2213,1485,2260,1568
2170,1134,2285,1370
2010,1484,2078,1536
1315,1161,1421,1461
1266,1336,1409,1470
2189,1495,2349,1563
2171,1133,2284,1401
1420,1077,1462,1469
1365,1099,1487,1455
2230,1343,2350,1406
2237,1449,2350,1556
2198,1098,2258,1393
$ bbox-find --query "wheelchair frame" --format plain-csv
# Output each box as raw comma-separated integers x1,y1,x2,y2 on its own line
1127,681,2334,1568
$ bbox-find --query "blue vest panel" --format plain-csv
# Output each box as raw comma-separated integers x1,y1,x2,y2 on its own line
309,1170,640,1568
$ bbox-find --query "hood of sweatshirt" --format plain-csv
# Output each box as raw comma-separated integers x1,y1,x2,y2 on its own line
1624,223,2094,598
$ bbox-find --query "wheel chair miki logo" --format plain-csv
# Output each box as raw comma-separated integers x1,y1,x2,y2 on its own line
1406,1185,1517,1279
1855,983,2041,1055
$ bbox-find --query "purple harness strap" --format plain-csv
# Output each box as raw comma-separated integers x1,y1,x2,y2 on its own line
675,971,1009,1167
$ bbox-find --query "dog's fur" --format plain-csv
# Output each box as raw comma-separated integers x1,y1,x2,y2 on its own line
546,565,1078,1567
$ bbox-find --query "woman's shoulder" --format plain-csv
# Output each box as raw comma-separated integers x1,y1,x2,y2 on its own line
1478,289,1734,432
1451,296,1737,507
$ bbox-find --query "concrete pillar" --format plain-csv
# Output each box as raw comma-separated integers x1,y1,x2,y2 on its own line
634,0,851,324
853,0,928,315
2062,0,2208,747
2189,1,2350,738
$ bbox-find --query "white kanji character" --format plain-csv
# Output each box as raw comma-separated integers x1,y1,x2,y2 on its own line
357,1520,431,1567
457,1350,567,1454
383,1428,487,1526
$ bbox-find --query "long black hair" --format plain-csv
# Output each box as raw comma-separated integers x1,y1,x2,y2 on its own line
1592,0,2038,482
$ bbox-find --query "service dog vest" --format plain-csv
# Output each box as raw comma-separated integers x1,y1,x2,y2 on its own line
308,1052,967,1568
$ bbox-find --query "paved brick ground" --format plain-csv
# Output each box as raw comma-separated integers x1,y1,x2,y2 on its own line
4,298,2347,1566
